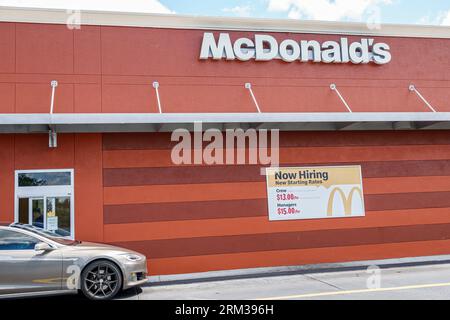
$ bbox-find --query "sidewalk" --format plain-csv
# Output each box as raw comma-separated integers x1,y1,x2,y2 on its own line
147,254,450,286
118,254,450,300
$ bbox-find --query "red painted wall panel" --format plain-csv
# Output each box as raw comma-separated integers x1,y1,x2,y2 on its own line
0,133,104,242
14,134,74,169
74,83,102,113
102,84,158,113
73,26,102,75
74,134,103,241
0,83,15,113
0,135,14,223
418,88,450,112
160,85,256,113
0,23,15,74
16,83,74,113
15,23,74,74
0,22,448,114
335,87,426,112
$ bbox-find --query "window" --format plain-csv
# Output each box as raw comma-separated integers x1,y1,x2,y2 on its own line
15,170,74,239
18,172,71,187
0,230,40,250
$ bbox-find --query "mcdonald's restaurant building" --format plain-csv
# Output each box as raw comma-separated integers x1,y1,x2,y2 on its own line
1,7,450,276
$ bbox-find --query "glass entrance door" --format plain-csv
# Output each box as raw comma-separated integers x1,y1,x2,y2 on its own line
15,170,74,238
17,196,72,237
30,198,45,229
46,196,71,237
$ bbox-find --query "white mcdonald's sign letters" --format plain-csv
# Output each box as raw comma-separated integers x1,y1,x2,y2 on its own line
200,32,392,65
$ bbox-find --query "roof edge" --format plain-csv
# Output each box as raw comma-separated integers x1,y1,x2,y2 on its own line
1,112,450,132
0,6,450,39
1,112,450,124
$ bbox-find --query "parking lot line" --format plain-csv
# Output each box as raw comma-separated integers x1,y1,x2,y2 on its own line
257,282,450,300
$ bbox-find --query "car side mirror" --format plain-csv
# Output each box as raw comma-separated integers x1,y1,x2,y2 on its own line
35,242,54,252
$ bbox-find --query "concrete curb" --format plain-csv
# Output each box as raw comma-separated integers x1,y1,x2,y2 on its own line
146,254,450,286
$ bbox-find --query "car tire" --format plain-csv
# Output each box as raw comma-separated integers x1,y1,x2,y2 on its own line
80,260,123,300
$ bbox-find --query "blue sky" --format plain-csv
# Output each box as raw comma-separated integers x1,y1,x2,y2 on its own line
1,0,449,25
164,0,450,25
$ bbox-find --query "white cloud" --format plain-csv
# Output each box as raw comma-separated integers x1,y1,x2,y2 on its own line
440,10,450,26
418,10,450,26
417,14,432,25
222,5,252,17
267,0,392,22
0,0,173,14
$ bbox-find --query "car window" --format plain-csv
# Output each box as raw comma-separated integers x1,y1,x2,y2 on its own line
0,230,40,250
11,225,78,246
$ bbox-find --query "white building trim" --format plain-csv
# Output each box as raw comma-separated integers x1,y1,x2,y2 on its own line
0,6,449,39
0,112,449,132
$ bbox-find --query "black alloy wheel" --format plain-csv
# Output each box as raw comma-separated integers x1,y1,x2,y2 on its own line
81,260,123,300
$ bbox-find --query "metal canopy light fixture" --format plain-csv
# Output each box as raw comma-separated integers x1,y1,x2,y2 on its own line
49,80,58,148
48,128,57,148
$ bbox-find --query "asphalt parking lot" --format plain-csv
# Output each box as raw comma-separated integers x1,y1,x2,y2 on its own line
9,259,450,301
117,260,450,300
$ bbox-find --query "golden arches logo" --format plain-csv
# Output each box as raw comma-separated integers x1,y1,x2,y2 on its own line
327,187,363,217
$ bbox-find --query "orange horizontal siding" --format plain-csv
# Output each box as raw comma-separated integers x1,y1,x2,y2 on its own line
104,207,450,242
103,145,450,169
148,239,450,275
103,149,175,168
104,181,265,205
103,176,450,205
363,176,450,194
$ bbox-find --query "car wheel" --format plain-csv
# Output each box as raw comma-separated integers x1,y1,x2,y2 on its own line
81,260,123,300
